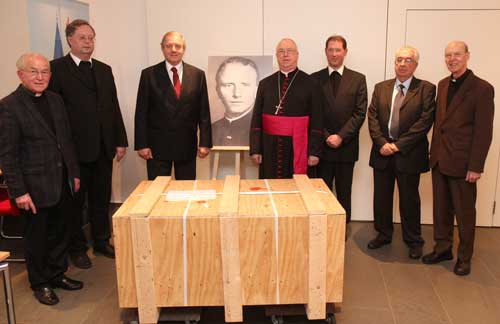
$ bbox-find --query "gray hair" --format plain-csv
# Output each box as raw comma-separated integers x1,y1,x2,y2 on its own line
395,46,420,63
161,31,186,49
16,53,49,71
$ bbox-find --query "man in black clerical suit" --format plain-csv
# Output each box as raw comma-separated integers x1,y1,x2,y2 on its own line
212,56,259,146
367,46,436,259
135,31,212,180
311,35,367,225
0,53,83,305
49,19,129,268
250,38,323,178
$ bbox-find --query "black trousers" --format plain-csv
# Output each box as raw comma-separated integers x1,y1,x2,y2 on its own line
146,158,196,180
373,158,424,247
24,177,73,288
69,147,113,254
318,160,355,223
432,166,477,262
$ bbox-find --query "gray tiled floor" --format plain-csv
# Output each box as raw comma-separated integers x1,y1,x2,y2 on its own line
1,222,500,324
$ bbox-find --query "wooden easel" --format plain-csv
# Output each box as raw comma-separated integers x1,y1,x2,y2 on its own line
211,146,249,180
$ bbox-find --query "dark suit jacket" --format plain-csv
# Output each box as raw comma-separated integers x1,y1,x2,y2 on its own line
0,86,79,207
368,77,436,173
311,67,367,162
48,54,128,162
430,71,494,177
134,61,212,161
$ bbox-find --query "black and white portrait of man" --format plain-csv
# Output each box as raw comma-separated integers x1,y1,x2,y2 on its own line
209,55,272,147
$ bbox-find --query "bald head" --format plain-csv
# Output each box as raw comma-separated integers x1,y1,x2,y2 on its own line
445,40,470,78
276,38,299,72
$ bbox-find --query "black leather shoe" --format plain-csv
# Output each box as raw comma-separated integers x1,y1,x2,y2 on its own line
408,245,423,259
50,275,84,290
421,249,453,264
70,253,92,269
367,237,391,249
454,260,471,276
33,286,59,305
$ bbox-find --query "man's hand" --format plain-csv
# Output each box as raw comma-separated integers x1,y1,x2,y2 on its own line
74,178,80,193
388,143,399,153
308,155,320,166
15,193,37,214
198,147,210,158
251,154,262,164
326,134,343,148
116,147,127,162
465,171,481,183
379,143,396,156
137,148,153,160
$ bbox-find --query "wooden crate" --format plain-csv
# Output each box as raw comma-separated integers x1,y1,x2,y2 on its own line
113,175,345,324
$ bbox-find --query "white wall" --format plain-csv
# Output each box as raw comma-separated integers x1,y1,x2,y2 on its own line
1,0,498,224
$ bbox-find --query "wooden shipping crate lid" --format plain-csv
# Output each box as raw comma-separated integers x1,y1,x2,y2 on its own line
114,177,345,220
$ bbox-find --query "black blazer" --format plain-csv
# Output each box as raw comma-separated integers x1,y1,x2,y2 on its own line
134,61,212,161
368,77,436,173
48,54,128,162
311,67,367,162
0,86,79,207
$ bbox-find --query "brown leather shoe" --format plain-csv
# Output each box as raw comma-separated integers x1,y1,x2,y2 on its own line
454,260,471,276
421,249,453,264
367,236,391,249
33,286,59,305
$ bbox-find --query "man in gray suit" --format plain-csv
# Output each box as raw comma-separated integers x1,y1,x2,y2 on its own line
0,53,83,305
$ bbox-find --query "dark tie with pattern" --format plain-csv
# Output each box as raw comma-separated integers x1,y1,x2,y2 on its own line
389,84,405,140
171,67,181,99
330,71,341,97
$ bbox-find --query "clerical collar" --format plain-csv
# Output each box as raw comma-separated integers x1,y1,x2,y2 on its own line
70,52,93,67
280,68,298,78
19,84,44,97
224,107,253,123
450,69,471,85
328,65,344,76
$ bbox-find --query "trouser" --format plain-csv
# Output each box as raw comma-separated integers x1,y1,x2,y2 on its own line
318,160,355,222
146,158,197,180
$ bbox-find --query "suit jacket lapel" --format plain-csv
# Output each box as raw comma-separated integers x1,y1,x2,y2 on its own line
383,79,396,119
399,77,420,111
16,87,56,140
336,68,354,98
92,60,104,98
437,78,449,123
63,54,95,90
179,62,193,102
320,68,335,108
445,72,475,119
154,62,178,114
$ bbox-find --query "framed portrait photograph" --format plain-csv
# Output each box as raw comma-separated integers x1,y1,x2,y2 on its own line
208,55,273,149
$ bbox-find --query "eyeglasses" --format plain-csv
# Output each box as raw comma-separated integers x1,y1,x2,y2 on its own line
163,43,183,50
396,57,415,64
22,69,51,78
277,48,297,55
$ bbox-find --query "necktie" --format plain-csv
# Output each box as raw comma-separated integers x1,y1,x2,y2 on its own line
330,71,341,97
389,84,405,140
171,67,181,99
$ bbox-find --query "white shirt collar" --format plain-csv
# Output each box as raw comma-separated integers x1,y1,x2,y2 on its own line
70,52,93,67
165,61,183,74
328,65,345,76
395,76,412,93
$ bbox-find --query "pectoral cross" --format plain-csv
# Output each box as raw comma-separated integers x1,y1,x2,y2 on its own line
274,104,282,115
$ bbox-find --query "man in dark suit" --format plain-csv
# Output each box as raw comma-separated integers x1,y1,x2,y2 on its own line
49,19,129,268
0,53,83,305
135,31,212,180
367,47,436,259
422,41,494,276
311,35,367,226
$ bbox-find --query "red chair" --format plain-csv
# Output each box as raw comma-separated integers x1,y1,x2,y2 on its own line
0,184,24,262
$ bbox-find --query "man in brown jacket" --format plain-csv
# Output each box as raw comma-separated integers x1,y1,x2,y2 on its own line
422,41,494,276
